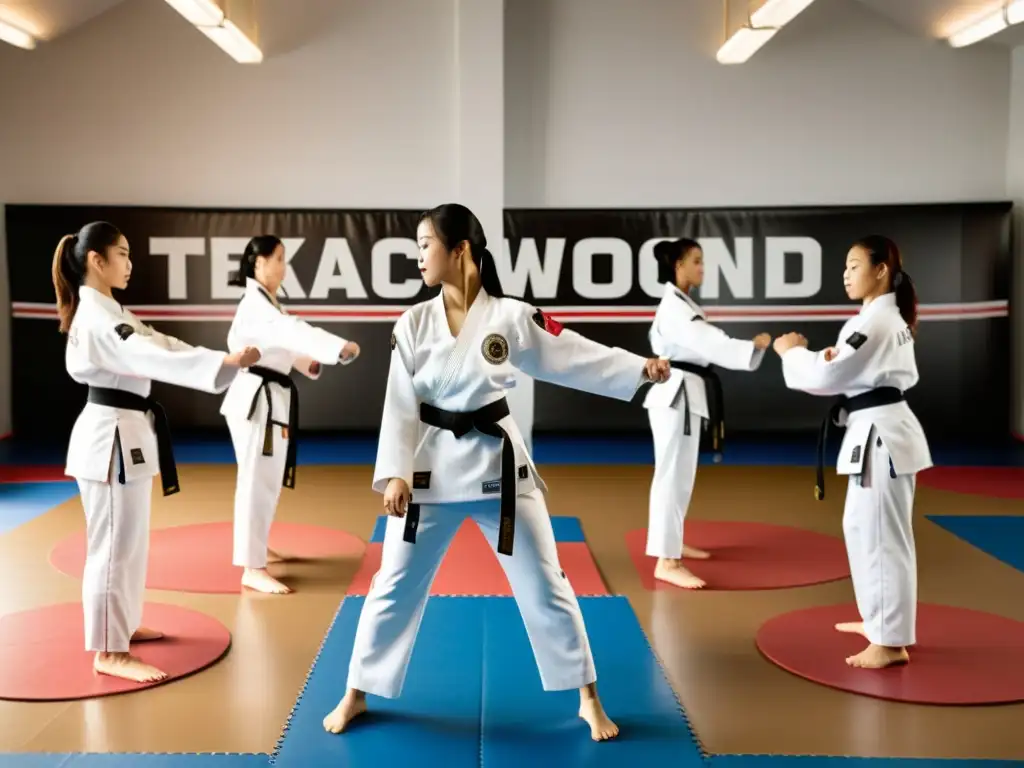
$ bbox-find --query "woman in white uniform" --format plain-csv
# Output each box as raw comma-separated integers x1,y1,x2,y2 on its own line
643,238,770,589
323,203,671,742
773,235,932,669
52,221,260,684
219,236,361,594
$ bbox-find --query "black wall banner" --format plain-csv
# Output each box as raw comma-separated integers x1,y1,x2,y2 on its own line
5,202,1012,442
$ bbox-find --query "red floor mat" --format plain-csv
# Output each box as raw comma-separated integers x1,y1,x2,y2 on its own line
0,602,231,701
50,521,366,594
0,465,68,483
756,602,1024,704
347,518,608,596
918,466,1024,499
625,520,850,590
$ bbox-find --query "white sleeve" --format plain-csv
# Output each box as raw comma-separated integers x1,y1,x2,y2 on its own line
781,328,881,397
81,321,237,393
243,304,348,365
508,304,648,402
371,313,419,494
292,356,323,380
659,300,761,371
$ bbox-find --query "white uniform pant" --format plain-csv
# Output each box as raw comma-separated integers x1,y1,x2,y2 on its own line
843,433,918,648
227,416,289,569
346,489,596,698
76,441,152,653
646,406,702,559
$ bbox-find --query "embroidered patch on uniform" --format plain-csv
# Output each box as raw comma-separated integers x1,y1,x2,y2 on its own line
845,331,868,349
130,448,145,465
850,445,861,463
412,471,431,489
390,332,397,351
481,333,509,364
531,308,564,337
114,323,135,341
482,479,501,494
518,465,528,480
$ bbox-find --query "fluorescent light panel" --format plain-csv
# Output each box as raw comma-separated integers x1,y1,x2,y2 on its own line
0,17,35,49
163,0,224,26
750,0,818,28
199,20,263,64
948,0,1024,47
716,26,777,64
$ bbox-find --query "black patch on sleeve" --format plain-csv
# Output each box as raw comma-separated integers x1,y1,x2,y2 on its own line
845,331,868,350
532,309,545,329
114,323,135,341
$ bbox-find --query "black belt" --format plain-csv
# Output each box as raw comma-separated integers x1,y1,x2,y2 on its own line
670,361,725,455
404,397,517,556
87,387,179,497
246,365,299,489
814,386,905,501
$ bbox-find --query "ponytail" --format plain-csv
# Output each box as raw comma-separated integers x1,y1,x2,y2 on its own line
893,270,918,336
473,245,505,298
229,235,283,288
52,234,82,334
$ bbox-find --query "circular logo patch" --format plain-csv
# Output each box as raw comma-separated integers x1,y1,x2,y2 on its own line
481,333,509,364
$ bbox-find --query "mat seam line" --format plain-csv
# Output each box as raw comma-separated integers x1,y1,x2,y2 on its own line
268,594,350,765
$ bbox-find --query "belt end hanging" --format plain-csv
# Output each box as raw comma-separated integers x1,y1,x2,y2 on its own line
403,504,420,543
814,484,824,501
497,514,515,557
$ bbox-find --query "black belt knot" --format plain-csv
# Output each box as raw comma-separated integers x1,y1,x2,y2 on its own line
87,386,179,496
670,361,725,456
403,398,518,556
814,386,904,501
246,365,299,489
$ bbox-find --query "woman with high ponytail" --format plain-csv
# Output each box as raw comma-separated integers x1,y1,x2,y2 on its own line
773,235,932,671
643,237,771,590
55,222,261,685
325,203,673,742
219,235,361,595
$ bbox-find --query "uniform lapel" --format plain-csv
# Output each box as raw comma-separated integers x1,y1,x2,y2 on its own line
433,288,491,401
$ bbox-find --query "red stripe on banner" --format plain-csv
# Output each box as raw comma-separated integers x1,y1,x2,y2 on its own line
10,301,1009,323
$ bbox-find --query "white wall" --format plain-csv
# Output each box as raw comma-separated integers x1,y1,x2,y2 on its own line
505,0,1011,207
1009,45,1024,436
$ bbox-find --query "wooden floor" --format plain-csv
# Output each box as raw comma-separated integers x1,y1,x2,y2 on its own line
0,462,1021,759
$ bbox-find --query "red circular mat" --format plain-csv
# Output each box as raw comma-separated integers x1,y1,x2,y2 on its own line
50,522,366,594
918,466,1024,499
0,602,230,701
625,521,850,590
756,602,1024,704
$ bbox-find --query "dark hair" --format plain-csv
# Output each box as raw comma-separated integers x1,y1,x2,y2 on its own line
653,238,701,284
418,203,505,298
51,221,123,334
228,235,284,287
852,235,918,335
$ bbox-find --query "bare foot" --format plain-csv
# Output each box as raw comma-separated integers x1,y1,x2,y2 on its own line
323,689,368,734
846,643,909,669
835,621,867,638
242,568,292,594
93,652,168,683
654,558,706,589
682,544,710,560
130,627,164,643
578,685,619,741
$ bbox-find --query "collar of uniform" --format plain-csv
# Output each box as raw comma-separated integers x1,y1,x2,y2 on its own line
79,285,123,316
246,277,281,309
667,281,700,312
861,291,897,318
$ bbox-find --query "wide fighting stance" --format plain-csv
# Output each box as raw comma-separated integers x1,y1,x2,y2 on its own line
773,235,931,669
220,235,361,595
323,203,671,741
643,238,770,589
53,222,260,683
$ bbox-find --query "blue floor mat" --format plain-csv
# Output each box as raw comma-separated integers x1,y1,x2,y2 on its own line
0,755,268,767
270,595,702,767
926,515,1024,575
0,481,79,535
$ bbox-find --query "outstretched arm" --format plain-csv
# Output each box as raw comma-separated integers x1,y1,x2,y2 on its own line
243,303,349,365
658,299,765,371
508,305,651,402
780,329,881,397
371,316,419,494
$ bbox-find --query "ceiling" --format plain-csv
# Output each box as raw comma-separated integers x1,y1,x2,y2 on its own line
0,0,1022,48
